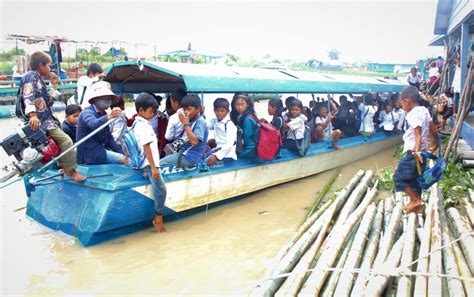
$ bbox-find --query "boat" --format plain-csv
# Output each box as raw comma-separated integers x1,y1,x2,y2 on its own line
23,61,406,246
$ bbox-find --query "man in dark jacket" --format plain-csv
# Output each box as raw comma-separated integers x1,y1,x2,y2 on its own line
76,81,125,164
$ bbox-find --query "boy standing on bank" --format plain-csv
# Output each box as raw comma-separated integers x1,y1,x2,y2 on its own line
393,86,439,213
133,93,167,232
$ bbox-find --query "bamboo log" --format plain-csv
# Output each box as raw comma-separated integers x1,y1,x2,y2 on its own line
462,160,474,168
383,196,394,234
428,185,443,295
333,203,377,297
298,182,378,296
371,202,403,270
320,222,360,297
364,234,405,297
351,200,384,296
462,196,474,231
396,213,417,297
441,205,467,297
446,220,474,297
413,194,434,296
457,150,474,160
331,171,374,233
254,172,370,296
446,207,474,274
273,170,365,263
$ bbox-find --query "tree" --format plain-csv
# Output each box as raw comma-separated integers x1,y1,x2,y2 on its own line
328,48,341,60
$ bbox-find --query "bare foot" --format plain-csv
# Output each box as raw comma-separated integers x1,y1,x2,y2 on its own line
404,200,422,213
65,169,86,182
334,145,342,150
120,156,128,166
152,216,167,233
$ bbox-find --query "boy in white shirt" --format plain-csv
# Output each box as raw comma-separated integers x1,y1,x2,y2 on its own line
393,86,439,213
283,99,307,151
358,94,378,136
315,105,342,150
206,98,238,166
133,93,167,232
164,88,187,143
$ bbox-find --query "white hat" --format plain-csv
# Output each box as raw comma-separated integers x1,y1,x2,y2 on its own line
85,81,120,104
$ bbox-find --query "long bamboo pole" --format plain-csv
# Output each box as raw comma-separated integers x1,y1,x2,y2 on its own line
396,213,417,297
298,182,378,296
446,207,474,274
428,185,443,295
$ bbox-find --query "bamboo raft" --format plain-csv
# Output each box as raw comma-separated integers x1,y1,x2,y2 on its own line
252,170,474,297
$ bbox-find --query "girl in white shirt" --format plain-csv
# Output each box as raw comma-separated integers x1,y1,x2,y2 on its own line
378,101,399,134
283,99,307,151
358,94,378,136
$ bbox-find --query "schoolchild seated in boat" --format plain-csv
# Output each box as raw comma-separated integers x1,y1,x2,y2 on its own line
61,104,82,143
206,98,237,166
260,98,284,135
76,81,127,165
315,105,342,150
282,99,307,151
132,93,167,233
282,96,297,121
164,88,188,143
333,95,357,138
160,94,209,169
377,100,399,135
230,94,259,160
109,97,128,145
357,93,378,137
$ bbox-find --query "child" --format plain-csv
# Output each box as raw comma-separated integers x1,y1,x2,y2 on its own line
230,94,259,159
61,104,82,143
132,93,167,232
406,67,421,89
428,61,440,96
206,98,237,166
164,88,187,143
160,94,208,168
378,101,399,134
440,89,454,132
283,96,297,121
283,99,307,151
358,93,378,136
394,97,406,132
266,98,284,133
393,86,439,213
315,105,342,150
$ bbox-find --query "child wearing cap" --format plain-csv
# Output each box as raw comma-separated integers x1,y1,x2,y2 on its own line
160,94,209,169
76,81,126,165
393,86,439,213
133,93,167,232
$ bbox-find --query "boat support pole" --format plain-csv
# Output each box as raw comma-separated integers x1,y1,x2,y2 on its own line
35,117,119,175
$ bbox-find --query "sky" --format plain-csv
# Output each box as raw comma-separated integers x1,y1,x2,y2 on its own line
0,0,444,64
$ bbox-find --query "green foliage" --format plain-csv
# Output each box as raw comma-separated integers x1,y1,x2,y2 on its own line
378,167,394,191
305,171,340,221
441,162,473,208
394,145,404,159
0,48,27,61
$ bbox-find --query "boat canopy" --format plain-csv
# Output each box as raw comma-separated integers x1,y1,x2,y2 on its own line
105,60,407,94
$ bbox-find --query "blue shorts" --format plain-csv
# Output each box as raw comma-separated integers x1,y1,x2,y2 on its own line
393,152,422,195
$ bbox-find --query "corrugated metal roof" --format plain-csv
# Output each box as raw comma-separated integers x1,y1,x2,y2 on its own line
105,60,407,94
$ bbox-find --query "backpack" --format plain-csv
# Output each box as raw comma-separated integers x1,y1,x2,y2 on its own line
257,121,282,160
417,148,445,190
292,125,311,156
121,121,146,169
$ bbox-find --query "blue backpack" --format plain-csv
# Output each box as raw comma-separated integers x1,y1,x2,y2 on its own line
121,121,146,169
293,125,311,156
417,149,446,190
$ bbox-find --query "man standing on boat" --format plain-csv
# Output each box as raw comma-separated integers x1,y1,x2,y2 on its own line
68,63,104,108
16,51,86,182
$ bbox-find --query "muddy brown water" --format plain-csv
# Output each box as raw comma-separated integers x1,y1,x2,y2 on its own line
0,102,399,296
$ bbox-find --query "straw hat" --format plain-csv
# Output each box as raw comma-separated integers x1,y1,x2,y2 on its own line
85,81,120,104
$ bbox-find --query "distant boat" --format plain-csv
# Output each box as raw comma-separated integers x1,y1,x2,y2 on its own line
25,61,406,246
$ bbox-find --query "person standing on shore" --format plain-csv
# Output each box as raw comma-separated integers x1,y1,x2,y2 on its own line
393,86,439,213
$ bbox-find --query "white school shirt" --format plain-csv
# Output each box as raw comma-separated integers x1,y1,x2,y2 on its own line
429,67,439,78
165,108,184,142
452,66,461,93
358,104,377,133
402,106,432,153
67,75,100,107
133,116,160,169
378,110,399,130
407,74,421,85
287,114,307,140
315,115,332,140
395,108,406,131
207,114,238,160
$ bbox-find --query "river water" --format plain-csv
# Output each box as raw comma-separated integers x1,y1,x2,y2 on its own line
0,100,398,296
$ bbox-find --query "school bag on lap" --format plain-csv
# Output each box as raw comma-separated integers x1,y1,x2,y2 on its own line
292,125,311,156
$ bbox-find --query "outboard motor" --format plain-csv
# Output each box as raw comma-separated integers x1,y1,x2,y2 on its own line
0,125,59,183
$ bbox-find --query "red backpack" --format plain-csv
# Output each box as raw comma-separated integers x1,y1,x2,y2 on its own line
256,120,282,160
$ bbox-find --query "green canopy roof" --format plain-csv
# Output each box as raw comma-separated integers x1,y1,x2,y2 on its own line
105,60,407,94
